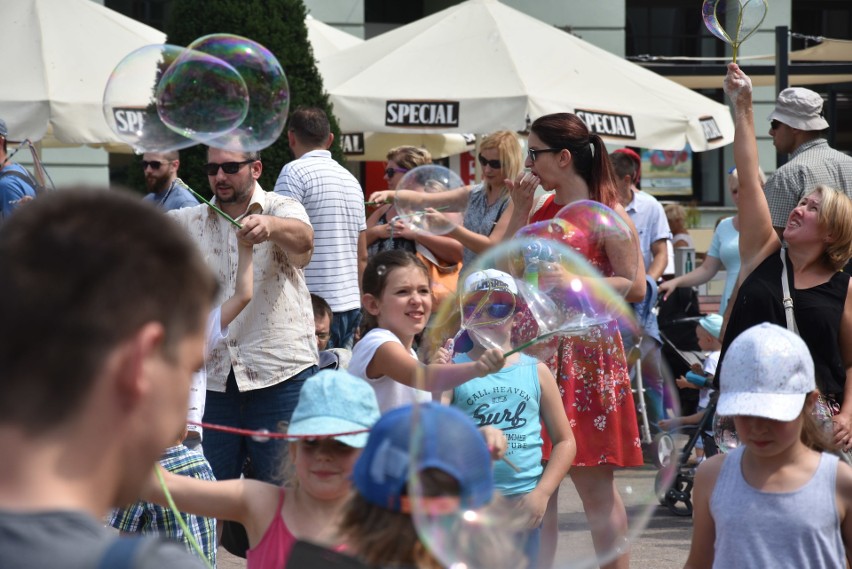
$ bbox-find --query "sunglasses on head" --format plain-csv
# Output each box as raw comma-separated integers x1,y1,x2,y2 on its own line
385,167,409,178
527,147,563,163
478,154,502,170
204,159,256,176
141,160,164,170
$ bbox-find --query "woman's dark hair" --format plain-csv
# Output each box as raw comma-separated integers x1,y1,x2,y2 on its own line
361,250,429,334
530,113,618,208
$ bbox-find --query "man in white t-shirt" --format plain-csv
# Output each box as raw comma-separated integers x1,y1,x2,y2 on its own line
275,107,367,349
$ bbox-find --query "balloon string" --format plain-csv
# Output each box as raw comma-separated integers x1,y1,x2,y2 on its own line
187,420,370,440
154,466,213,569
184,186,243,229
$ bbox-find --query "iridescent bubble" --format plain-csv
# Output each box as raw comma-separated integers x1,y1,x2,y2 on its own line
251,428,271,443
702,0,768,62
156,48,249,142
185,34,290,151
394,165,466,236
376,264,387,277
713,415,740,453
103,44,202,153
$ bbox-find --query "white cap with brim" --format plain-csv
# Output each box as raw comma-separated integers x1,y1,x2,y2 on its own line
718,323,815,422
286,369,381,448
463,269,518,295
768,87,830,131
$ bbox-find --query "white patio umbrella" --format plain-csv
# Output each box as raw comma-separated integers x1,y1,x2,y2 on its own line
305,15,474,160
319,0,734,151
0,0,165,147
306,15,363,61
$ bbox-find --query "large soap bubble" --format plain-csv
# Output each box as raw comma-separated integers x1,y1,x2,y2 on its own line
184,34,290,151
103,44,211,153
702,0,768,63
393,165,467,236
414,235,669,567
156,48,249,142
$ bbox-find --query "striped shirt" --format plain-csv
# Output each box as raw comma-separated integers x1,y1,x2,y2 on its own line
765,138,852,228
275,149,365,312
108,445,217,566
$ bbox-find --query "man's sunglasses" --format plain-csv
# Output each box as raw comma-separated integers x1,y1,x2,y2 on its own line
141,160,164,170
204,160,256,176
478,154,502,170
527,147,564,163
770,120,782,131
385,167,409,178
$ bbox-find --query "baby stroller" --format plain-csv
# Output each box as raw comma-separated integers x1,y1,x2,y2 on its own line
652,323,719,516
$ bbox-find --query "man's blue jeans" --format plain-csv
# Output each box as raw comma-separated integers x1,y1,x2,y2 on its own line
330,308,362,350
202,365,317,483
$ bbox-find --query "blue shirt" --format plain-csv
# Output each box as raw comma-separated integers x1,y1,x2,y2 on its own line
143,179,199,211
707,217,740,315
624,190,671,271
0,163,37,221
452,353,543,496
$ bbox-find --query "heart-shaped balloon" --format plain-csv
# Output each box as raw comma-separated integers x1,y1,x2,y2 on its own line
702,0,768,63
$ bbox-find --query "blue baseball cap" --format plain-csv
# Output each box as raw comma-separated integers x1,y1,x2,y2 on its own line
351,402,494,513
287,370,380,448
698,313,723,340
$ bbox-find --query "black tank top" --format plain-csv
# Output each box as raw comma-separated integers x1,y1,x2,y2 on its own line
720,250,849,396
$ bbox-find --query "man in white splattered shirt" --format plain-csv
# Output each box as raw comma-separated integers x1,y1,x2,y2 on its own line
169,146,318,485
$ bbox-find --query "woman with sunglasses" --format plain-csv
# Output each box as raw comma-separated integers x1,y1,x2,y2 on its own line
365,146,462,267
370,132,523,268
503,113,646,569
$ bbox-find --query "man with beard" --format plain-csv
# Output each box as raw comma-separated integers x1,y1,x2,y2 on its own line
168,147,317,490
141,151,198,211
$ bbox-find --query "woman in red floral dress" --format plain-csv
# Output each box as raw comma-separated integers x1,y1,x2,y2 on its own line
504,113,646,569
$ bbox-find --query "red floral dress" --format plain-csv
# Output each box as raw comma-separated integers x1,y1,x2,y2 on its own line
532,196,642,467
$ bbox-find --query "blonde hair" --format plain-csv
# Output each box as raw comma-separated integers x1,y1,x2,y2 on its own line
387,146,433,171
664,203,687,226
479,131,524,186
812,185,852,271
728,167,766,192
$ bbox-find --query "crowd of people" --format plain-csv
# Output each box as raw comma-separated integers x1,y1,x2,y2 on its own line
3,64,852,569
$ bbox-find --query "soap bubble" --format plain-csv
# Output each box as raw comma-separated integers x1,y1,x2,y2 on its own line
103,44,203,153
393,165,466,236
156,48,249,142
184,34,290,151
702,0,768,62
251,428,271,443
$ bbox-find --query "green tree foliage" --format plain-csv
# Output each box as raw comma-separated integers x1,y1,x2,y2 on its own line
127,0,345,196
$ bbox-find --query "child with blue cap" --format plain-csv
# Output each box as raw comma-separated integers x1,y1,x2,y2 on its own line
335,402,528,569
143,369,380,569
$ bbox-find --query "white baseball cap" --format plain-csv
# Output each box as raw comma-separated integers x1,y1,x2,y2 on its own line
463,269,518,295
718,323,815,422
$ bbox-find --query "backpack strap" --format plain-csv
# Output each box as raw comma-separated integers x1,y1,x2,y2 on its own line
0,167,41,195
97,537,147,569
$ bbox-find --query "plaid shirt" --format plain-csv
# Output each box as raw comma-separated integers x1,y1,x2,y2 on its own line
765,138,852,228
108,445,217,566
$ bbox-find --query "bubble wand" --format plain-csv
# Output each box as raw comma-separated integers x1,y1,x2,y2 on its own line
155,466,214,569
178,179,243,229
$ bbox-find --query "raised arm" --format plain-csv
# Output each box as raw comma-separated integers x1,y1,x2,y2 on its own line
220,240,253,329
722,63,780,275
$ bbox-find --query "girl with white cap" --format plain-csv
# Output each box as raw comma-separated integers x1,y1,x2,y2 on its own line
685,323,852,569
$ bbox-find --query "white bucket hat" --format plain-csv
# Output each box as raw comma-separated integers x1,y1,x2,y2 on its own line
718,323,815,422
768,87,829,131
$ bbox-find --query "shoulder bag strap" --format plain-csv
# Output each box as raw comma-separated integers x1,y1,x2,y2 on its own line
780,246,799,335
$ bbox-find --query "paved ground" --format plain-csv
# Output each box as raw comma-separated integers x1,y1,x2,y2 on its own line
216,464,694,569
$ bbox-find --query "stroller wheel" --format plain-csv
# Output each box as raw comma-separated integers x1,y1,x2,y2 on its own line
651,432,675,468
662,471,694,517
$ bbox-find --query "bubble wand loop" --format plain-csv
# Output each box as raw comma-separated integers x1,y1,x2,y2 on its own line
182,183,243,229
